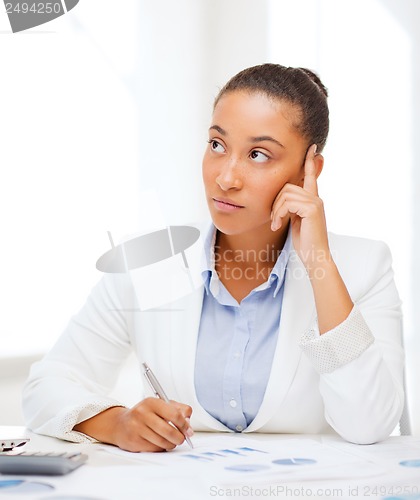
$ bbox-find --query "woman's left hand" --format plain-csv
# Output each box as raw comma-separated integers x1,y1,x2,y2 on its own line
271,144,330,275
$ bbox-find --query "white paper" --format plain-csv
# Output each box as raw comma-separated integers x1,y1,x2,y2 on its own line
98,435,391,485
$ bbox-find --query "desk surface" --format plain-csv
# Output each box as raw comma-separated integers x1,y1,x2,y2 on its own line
0,427,419,500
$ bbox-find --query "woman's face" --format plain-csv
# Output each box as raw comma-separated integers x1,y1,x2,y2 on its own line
202,90,309,237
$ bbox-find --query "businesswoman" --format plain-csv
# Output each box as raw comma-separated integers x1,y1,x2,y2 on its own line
23,64,404,451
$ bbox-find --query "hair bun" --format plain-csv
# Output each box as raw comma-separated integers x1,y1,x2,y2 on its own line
298,68,328,98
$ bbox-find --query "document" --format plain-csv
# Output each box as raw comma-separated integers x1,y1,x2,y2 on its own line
99,435,390,484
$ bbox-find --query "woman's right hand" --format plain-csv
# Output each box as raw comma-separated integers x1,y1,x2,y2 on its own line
74,398,193,452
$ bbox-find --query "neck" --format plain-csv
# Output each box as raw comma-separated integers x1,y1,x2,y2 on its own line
215,221,290,268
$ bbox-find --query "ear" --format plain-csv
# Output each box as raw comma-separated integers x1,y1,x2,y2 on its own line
313,153,324,179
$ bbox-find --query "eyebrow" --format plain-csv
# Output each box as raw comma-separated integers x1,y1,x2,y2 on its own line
209,125,285,149
209,125,226,135
250,136,285,149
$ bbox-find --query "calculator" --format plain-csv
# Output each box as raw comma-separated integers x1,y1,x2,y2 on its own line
0,451,88,475
0,428,30,452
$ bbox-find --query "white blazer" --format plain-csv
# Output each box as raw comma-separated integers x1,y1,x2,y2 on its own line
23,232,405,445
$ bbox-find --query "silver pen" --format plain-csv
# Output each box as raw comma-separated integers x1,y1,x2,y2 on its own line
142,362,193,448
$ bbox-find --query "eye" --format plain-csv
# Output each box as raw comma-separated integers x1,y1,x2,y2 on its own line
250,150,269,163
208,139,225,153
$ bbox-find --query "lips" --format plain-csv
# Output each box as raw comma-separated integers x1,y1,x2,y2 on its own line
213,197,244,208
212,197,245,213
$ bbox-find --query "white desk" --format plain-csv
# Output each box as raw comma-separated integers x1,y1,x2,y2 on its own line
0,427,419,500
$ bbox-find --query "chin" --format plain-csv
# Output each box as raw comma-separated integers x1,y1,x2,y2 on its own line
209,213,240,235
210,213,266,237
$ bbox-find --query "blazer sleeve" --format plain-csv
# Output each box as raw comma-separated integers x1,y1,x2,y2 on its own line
299,239,405,444
22,272,138,443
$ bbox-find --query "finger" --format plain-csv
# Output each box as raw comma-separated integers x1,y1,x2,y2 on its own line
118,417,176,452
303,144,319,196
170,401,193,419
275,197,321,219
140,419,180,450
271,189,311,231
270,182,312,228
166,402,194,438
128,400,182,449
273,185,312,210
118,433,168,453
137,403,187,447
271,198,292,231
271,184,292,230
146,399,193,441
148,398,193,440
146,413,187,447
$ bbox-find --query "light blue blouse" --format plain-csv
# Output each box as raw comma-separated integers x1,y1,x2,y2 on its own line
194,225,292,432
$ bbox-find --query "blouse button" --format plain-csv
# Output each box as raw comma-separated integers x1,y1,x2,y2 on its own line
229,399,237,408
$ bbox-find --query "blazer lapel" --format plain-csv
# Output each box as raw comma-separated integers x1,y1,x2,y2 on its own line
168,287,229,431
246,250,316,432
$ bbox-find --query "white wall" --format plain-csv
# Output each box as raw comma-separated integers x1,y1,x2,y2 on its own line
378,0,420,436
0,355,42,425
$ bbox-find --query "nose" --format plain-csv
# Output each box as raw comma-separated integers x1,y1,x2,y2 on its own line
216,156,243,191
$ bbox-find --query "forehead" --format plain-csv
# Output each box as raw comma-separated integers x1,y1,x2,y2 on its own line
212,90,303,139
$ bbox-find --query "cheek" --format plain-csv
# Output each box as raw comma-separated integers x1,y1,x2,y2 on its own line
202,152,221,191
202,156,212,186
270,164,303,193
202,169,213,194
258,170,289,204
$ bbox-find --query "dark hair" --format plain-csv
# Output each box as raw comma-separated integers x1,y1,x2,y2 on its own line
214,63,329,152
